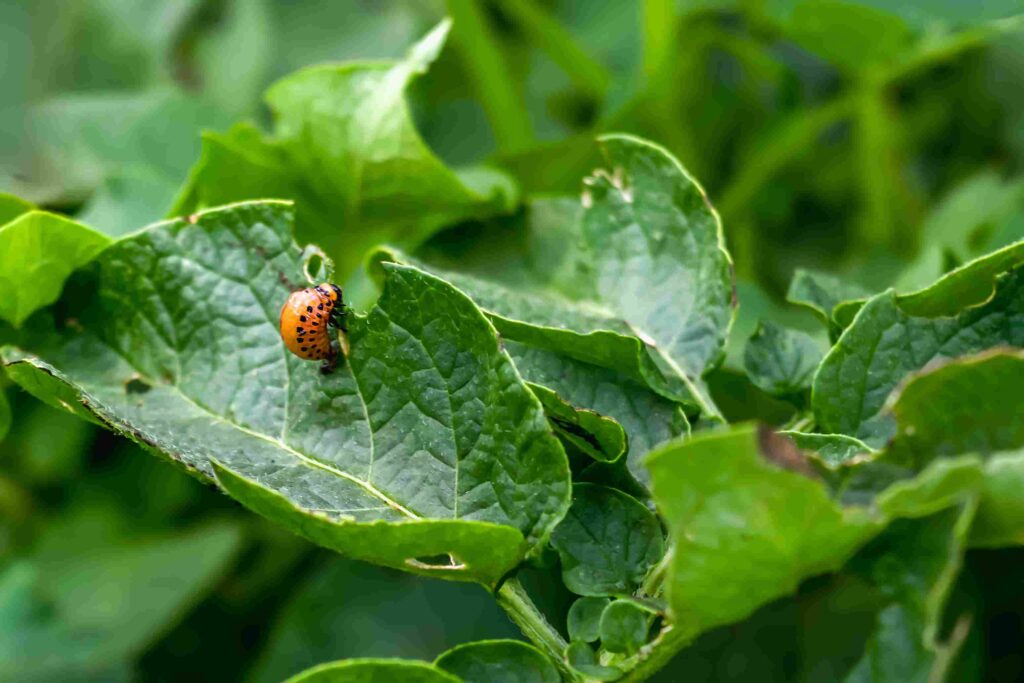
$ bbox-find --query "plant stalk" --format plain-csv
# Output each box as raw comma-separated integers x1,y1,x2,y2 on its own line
446,0,534,153
617,624,690,683
501,0,610,97
495,577,578,681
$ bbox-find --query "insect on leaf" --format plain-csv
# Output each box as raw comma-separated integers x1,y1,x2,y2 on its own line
1,201,570,587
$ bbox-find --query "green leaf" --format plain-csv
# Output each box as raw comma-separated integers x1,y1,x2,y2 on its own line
780,431,877,469
814,267,1024,446
377,134,735,417
818,349,1024,543
567,597,611,643
895,171,1024,292
181,20,516,279
0,193,33,224
971,450,1024,547
833,239,1024,327
0,521,243,681
743,320,822,397
843,501,977,683
435,640,560,683
0,211,111,327
192,0,273,118
578,134,734,400
599,599,654,655
527,383,625,464
285,659,460,683
726,279,825,371
777,0,913,73
22,0,201,94
564,642,621,681
506,341,689,489
26,89,232,208
2,201,570,586
885,350,1024,465
77,165,184,238
786,268,869,335
647,425,881,640
874,456,983,521
550,483,664,597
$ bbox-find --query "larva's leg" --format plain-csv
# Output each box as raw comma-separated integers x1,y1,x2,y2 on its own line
330,306,348,334
319,354,337,375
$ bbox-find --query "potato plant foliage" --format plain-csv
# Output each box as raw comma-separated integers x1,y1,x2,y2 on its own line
3,7,1024,683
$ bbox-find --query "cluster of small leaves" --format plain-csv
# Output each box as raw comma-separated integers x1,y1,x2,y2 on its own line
3,8,1024,683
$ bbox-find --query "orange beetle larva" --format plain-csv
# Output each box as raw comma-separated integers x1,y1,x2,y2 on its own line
279,282,348,373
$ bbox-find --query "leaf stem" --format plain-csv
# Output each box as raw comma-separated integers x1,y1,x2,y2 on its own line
495,577,578,681
642,0,676,79
639,550,670,597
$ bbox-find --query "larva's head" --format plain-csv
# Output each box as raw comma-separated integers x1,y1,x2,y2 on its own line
318,282,342,305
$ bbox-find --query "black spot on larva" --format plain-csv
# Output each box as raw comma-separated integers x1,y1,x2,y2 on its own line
318,303,323,310
296,327,304,333
312,321,319,326
300,315,306,322
307,306,313,313
301,347,308,352
316,312,322,318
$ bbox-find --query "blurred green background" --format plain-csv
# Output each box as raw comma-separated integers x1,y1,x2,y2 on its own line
2,0,1024,681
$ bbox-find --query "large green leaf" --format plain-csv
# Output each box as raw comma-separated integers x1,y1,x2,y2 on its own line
285,659,460,683
646,425,881,640
0,211,111,327
844,502,977,683
435,640,560,683
179,20,515,279
0,521,242,681
2,201,570,586
814,267,1024,446
549,484,664,597
376,134,735,416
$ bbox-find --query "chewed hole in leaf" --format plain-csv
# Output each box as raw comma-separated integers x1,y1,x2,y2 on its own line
405,553,466,571
124,377,152,395
584,166,632,203
301,243,333,284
